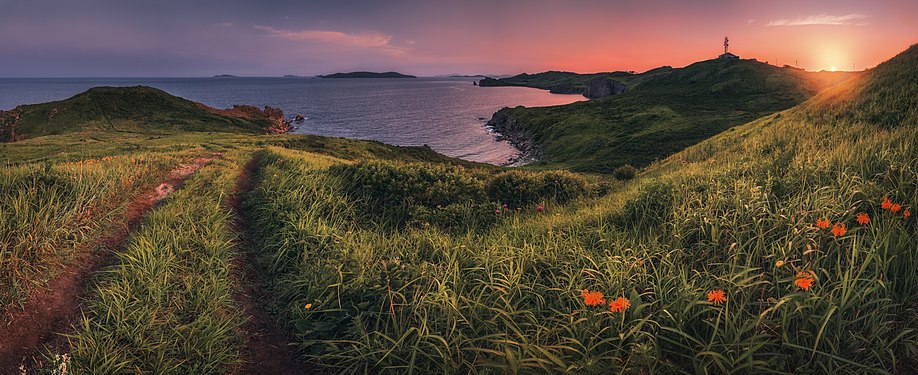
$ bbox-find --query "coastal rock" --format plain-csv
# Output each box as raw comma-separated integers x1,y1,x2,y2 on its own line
0,109,22,142
199,104,291,134
486,107,542,165
548,83,583,95
477,77,506,87
584,77,627,99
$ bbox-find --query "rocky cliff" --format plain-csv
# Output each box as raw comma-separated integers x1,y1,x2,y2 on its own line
584,77,628,99
0,109,23,142
548,83,583,95
477,77,508,87
486,107,542,165
198,104,291,134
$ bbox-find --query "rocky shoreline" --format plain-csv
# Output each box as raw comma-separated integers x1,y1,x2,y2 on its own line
485,107,543,167
197,104,292,134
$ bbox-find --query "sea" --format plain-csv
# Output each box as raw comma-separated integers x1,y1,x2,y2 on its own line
0,77,584,165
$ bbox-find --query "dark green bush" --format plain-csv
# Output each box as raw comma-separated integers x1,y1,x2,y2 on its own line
485,170,587,207
333,161,485,209
613,164,638,180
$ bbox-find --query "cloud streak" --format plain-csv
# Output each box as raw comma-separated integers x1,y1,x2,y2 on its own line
767,13,870,27
254,25,392,47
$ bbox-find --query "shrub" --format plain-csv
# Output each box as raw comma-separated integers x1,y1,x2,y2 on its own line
613,164,638,180
485,170,587,207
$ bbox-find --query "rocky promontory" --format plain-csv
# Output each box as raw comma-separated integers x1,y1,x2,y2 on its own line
198,104,291,134
486,107,541,165
584,77,628,98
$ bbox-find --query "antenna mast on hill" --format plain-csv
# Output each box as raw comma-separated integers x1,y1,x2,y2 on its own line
724,36,729,54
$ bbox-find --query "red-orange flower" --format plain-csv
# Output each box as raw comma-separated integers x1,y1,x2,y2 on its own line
794,272,815,291
815,218,830,229
707,290,727,305
608,296,630,313
581,289,606,306
905,210,911,218
856,213,869,225
881,197,892,210
830,223,847,237
891,204,902,213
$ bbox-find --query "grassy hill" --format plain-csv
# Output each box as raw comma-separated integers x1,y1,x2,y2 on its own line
489,59,857,173
479,67,673,92
0,86,287,141
0,45,915,373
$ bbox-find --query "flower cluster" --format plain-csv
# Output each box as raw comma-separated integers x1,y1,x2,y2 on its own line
608,297,630,313
581,289,606,306
581,289,630,313
881,197,910,218
815,217,846,237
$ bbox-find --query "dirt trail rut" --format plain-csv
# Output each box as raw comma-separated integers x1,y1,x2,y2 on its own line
228,154,308,375
0,154,221,372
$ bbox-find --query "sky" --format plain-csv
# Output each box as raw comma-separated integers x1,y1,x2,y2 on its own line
0,0,916,77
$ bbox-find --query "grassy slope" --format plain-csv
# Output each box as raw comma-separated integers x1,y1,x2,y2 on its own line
497,60,856,173
0,153,183,307
0,45,914,373
242,45,917,373
70,152,246,373
0,86,276,140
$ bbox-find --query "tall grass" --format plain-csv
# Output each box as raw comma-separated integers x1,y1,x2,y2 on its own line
69,153,247,373
245,89,917,372
0,154,177,307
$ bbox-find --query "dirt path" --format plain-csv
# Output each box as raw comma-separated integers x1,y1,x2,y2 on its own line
0,154,221,372
228,154,308,375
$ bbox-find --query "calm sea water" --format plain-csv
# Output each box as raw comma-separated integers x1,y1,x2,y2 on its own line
0,78,584,164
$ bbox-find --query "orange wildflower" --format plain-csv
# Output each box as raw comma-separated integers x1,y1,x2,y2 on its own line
707,290,727,305
815,218,831,229
904,210,911,218
581,289,606,306
608,296,630,313
891,204,902,213
794,272,815,291
830,223,847,237
881,197,892,210
856,212,869,225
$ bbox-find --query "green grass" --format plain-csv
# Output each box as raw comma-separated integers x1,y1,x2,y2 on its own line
0,44,915,374
234,46,918,373
68,151,247,373
493,59,857,173
0,152,182,307
0,86,278,141
480,67,673,92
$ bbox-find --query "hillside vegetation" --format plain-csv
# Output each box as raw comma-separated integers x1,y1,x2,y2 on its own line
479,67,673,92
0,45,915,373
0,86,288,141
489,59,857,173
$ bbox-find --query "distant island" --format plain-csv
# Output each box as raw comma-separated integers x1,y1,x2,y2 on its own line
283,75,305,78
213,74,238,78
320,71,417,79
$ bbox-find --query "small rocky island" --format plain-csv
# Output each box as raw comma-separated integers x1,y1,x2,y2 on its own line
320,71,417,78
